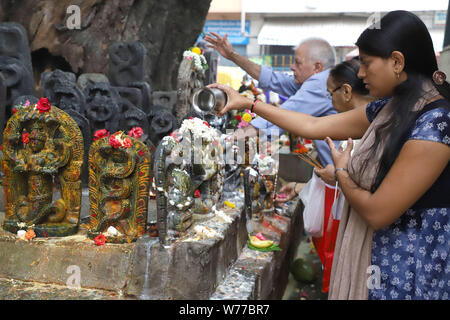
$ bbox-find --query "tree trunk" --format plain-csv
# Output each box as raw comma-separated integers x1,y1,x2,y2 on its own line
0,0,212,91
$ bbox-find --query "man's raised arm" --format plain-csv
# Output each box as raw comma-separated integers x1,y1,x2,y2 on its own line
204,32,261,80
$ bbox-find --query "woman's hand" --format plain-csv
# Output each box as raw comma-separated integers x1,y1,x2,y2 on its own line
207,83,252,116
325,137,353,170
275,182,304,203
314,164,336,185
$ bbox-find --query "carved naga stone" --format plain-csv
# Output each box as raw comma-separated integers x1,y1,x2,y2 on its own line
1,98,83,237
244,153,279,221
153,117,225,245
88,130,150,243
175,48,208,126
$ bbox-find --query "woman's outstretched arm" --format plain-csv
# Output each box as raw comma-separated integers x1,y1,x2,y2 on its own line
327,137,450,230
209,83,371,140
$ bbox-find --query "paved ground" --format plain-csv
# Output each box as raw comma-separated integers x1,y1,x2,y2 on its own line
282,233,328,300
0,278,126,300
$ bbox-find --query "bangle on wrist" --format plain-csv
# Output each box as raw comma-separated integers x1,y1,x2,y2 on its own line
334,167,348,181
251,98,259,113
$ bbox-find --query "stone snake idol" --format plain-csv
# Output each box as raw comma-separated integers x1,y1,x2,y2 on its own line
87,130,150,243
1,98,83,237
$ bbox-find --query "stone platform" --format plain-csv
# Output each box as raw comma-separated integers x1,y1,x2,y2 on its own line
0,151,309,300
0,197,303,300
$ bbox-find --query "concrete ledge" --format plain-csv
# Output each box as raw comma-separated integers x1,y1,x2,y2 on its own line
0,226,134,291
210,201,304,300
126,206,248,299
0,200,249,299
0,197,304,300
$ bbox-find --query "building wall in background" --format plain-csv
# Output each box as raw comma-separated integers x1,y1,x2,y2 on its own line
205,1,448,79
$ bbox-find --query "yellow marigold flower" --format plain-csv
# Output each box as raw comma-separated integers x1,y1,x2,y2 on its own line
242,113,252,123
191,47,202,55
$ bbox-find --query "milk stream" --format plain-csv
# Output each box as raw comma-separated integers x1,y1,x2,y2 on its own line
139,237,159,300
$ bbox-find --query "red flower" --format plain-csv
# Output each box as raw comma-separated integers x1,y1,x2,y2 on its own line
122,137,132,149
36,97,51,113
94,234,106,246
194,189,201,198
255,233,266,241
93,129,110,141
236,115,242,121
170,131,181,142
109,135,122,149
0,145,2,151
22,132,30,145
138,150,145,157
304,139,312,144
128,127,143,139
12,108,18,114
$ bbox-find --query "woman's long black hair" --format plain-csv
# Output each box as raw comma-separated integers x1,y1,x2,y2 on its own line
355,10,450,192
329,59,369,96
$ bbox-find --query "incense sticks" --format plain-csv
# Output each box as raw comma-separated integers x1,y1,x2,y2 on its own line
295,152,324,170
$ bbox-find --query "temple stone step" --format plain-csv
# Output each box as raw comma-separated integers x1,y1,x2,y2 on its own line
210,201,304,300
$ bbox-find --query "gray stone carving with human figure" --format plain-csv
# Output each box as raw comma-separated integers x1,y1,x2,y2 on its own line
152,91,177,113
0,22,34,118
109,42,152,114
41,69,77,104
84,82,121,134
147,105,177,147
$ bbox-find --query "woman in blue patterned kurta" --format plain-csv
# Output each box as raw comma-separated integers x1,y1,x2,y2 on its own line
366,98,449,299
208,10,449,299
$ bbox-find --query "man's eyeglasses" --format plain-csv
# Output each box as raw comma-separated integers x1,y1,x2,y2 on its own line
326,86,342,99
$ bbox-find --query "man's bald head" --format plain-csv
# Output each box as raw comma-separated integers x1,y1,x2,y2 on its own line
290,38,336,84
298,38,336,69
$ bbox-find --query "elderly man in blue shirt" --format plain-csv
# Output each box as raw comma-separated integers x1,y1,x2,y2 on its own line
204,33,339,167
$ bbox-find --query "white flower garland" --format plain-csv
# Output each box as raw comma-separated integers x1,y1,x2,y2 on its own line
183,50,208,71
179,117,219,143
